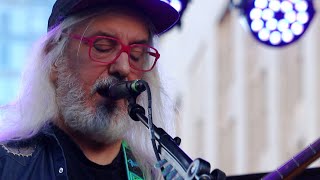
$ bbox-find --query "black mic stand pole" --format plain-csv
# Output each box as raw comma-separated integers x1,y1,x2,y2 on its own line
127,97,225,180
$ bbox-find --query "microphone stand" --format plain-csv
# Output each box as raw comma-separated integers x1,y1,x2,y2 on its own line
127,97,226,180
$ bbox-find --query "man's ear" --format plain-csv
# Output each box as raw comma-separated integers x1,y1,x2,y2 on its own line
44,38,57,54
50,63,58,86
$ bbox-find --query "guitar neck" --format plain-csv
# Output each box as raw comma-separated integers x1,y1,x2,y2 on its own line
262,138,320,180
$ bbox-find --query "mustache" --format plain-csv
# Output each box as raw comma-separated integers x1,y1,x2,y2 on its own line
90,76,122,96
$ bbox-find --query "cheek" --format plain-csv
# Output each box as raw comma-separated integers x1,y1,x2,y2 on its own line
136,71,144,79
76,63,110,87
67,46,107,85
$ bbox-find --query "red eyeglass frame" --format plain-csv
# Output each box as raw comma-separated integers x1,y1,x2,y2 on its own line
68,34,160,72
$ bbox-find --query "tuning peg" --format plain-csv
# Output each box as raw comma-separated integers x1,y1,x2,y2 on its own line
173,137,181,146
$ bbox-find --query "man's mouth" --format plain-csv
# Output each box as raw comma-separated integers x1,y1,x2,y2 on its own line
91,77,121,98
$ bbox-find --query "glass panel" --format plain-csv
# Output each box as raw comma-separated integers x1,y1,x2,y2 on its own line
30,6,52,34
8,7,28,36
0,76,20,105
0,43,6,67
7,41,29,71
0,0,54,105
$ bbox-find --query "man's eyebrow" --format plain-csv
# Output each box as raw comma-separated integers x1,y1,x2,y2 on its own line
88,31,150,45
88,31,114,37
131,39,149,45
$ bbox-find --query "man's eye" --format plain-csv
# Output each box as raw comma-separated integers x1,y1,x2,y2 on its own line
93,38,117,52
94,44,114,53
130,55,140,62
130,50,144,61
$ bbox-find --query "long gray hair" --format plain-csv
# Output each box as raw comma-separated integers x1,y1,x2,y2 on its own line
0,7,175,179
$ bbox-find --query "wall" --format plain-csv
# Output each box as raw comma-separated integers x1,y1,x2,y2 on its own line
160,0,320,176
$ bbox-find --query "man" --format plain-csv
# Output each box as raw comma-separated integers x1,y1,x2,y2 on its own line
0,0,179,179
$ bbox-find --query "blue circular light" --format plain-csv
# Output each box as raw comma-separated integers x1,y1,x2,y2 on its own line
251,19,264,32
170,0,183,12
266,18,278,30
285,10,297,23
291,22,304,35
270,31,282,45
255,0,269,9
250,8,263,20
258,28,270,41
281,1,293,13
297,11,309,24
277,19,289,32
282,29,294,42
262,8,275,20
295,0,308,12
244,0,315,47
160,0,183,12
269,0,281,12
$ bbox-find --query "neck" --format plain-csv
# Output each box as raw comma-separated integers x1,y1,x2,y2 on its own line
77,137,122,165
55,119,122,165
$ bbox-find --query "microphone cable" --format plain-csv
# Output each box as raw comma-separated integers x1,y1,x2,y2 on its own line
139,80,161,162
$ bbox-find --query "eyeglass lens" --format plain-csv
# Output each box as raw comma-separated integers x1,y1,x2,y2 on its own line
90,37,157,71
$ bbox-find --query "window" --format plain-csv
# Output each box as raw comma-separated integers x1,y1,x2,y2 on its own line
0,0,54,105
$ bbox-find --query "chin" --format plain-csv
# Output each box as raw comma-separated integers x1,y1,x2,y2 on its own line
69,99,130,143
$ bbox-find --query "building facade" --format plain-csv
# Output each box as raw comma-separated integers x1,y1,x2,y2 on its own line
160,0,320,176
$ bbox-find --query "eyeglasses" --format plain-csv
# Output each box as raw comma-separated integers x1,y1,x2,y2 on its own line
69,34,160,72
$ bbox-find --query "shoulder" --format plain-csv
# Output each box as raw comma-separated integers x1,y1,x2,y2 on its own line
0,135,44,178
0,129,55,161
0,124,58,158
0,128,62,179
0,138,39,158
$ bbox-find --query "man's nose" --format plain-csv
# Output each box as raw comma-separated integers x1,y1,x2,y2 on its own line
108,52,131,77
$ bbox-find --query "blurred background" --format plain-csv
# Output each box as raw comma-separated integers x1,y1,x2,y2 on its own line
0,0,54,104
1,0,320,177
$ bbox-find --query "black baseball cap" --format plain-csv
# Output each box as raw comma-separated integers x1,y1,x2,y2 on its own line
48,0,180,35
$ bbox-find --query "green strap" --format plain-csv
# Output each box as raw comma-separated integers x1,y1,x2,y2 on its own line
122,141,145,180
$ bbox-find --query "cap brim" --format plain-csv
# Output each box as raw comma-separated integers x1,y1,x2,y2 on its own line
134,0,180,34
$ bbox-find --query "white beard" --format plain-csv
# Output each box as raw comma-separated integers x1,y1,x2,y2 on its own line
55,63,131,144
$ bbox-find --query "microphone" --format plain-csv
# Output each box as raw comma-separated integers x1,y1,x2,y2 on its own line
97,80,146,100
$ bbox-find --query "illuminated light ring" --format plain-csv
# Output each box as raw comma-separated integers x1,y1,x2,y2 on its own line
161,0,183,12
243,0,315,47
